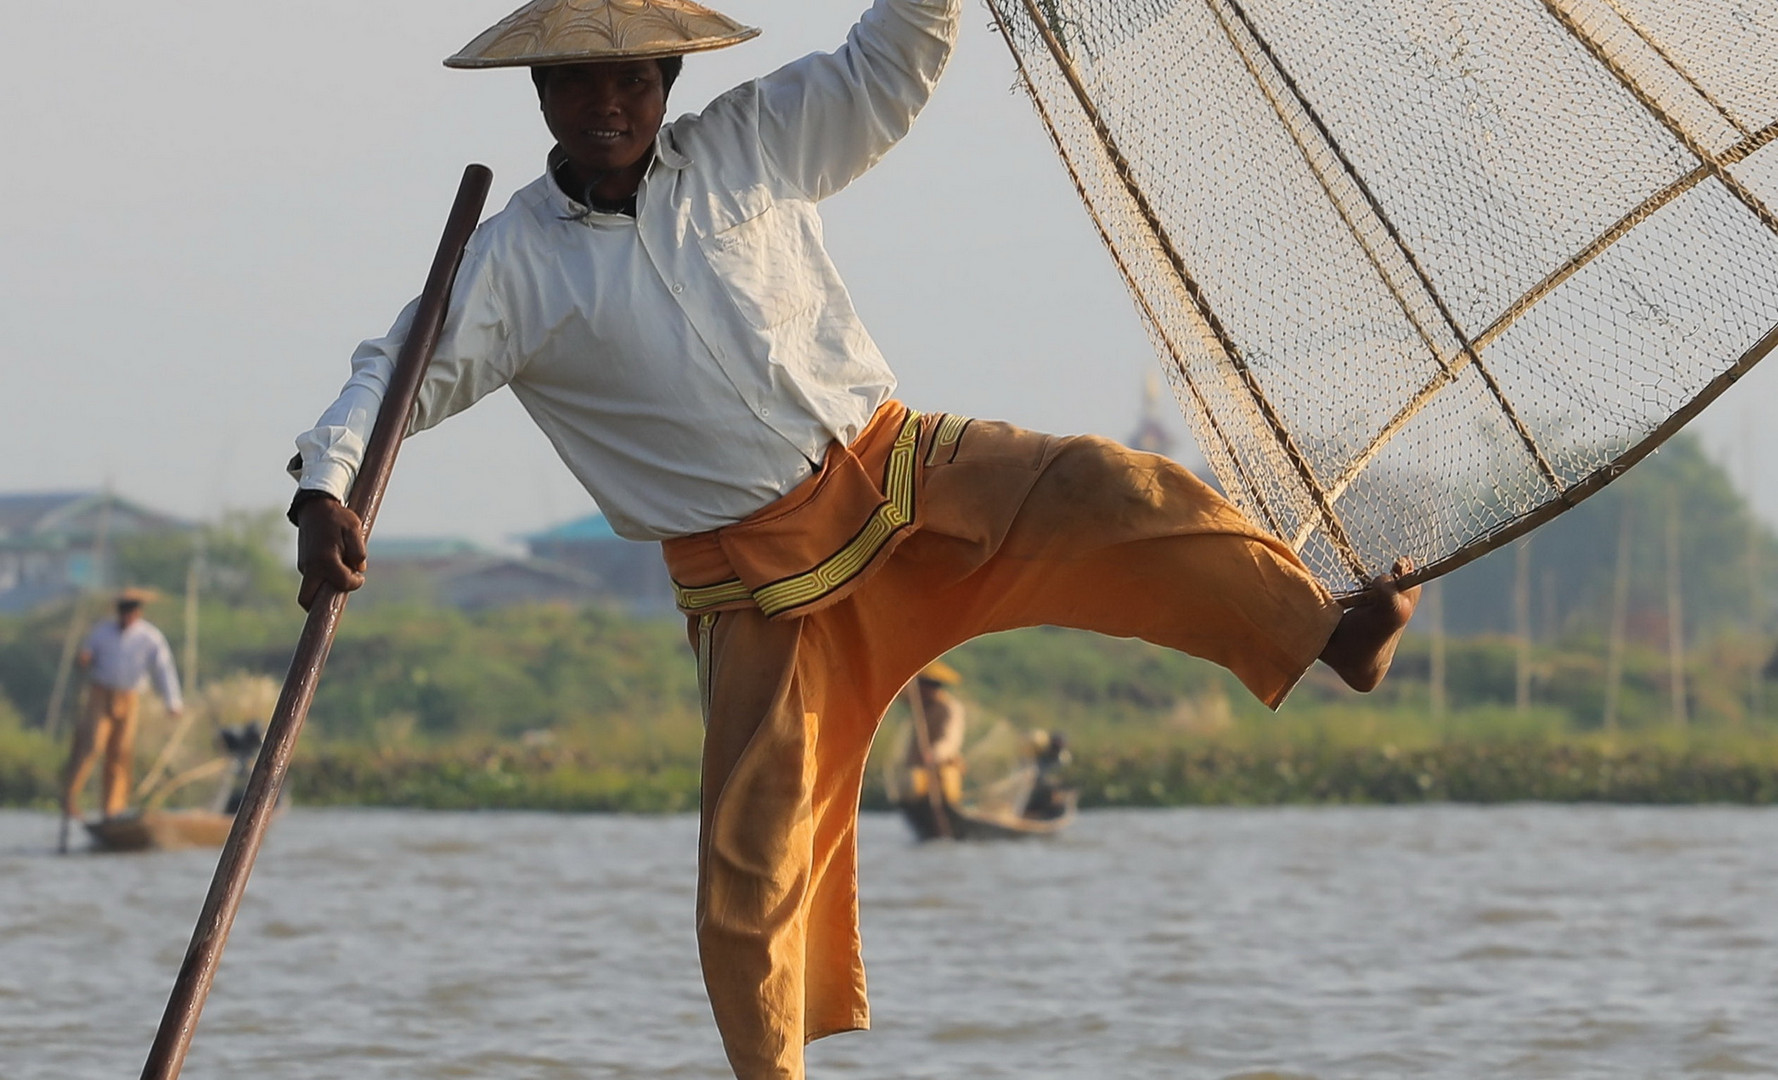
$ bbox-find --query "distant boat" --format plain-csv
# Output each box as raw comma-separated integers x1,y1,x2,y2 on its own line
82,722,268,855
85,809,234,853
897,787,1077,841
888,720,1078,842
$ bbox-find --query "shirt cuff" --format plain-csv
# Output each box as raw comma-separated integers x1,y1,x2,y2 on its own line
287,487,342,527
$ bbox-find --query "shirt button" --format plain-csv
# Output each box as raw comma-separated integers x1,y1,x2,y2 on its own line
671,283,684,294
758,405,771,417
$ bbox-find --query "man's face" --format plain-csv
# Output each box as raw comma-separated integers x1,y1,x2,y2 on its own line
539,60,668,185
117,604,141,627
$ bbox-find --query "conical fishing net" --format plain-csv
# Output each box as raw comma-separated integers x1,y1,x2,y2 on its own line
956,718,1039,819
987,0,1778,597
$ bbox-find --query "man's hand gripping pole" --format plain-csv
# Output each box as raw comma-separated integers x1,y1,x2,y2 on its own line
138,164,493,1080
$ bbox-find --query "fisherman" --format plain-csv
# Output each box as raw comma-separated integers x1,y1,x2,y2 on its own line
60,589,183,839
900,661,967,806
1022,729,1072,821
287,0,1419,1074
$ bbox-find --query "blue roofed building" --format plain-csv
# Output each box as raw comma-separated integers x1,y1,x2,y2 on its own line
522,514,676,616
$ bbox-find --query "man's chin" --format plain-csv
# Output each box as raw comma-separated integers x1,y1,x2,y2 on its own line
566,147,648,178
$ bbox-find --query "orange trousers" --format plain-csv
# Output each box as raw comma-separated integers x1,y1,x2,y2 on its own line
672,405,1341,1079
61,684,141,818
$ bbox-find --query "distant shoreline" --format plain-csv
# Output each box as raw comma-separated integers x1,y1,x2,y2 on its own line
9,737,1778,812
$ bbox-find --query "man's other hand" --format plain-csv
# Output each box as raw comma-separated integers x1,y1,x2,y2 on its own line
296,496,367,610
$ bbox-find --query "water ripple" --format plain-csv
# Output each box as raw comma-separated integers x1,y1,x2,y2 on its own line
4,805,1778,1079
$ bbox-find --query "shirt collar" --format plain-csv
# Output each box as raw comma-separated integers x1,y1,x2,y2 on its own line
545,127,692,220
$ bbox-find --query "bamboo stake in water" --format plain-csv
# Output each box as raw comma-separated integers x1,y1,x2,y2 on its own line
1667,491,1688,728
46,487,115,740
1427,580,1446,727
1602,503,1632,734
1514,539,1532,715
138,537,208,801
138,164,492,1080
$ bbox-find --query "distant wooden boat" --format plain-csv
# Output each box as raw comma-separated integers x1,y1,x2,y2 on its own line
77,721,271,854
898,789,1078,842
84,810,235,853
888,719,1079,842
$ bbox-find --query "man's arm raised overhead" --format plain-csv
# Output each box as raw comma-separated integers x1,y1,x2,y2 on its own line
748,0,963,202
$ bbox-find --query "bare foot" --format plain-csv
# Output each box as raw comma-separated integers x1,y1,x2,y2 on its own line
1319,560,1421,692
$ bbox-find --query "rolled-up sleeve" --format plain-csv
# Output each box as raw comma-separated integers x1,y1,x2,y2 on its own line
290,238,518,501
754,0,962,201
149,631,182,714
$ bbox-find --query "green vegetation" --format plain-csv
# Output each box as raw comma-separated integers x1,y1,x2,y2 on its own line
7,433,1778,812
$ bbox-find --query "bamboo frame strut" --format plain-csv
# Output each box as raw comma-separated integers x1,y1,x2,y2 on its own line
1374,318,1778,602
1011,0,1370,579
1297,116,1778,533
991,0,1778,602
1215,0,1568,509
984,2,1285,538
1597,0,1751,138
1306,156,1710,538
1542,0,1778,237
138,163,493,1080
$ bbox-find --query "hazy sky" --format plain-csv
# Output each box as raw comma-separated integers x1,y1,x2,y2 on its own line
3,0,1774,549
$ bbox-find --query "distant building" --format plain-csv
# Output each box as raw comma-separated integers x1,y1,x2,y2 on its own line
362,537,615,612
1127,373,1177,457
362,522,675,616
523,514,676,615
0,491,190,613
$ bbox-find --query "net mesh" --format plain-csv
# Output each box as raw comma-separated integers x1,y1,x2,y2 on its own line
986,0,1778,597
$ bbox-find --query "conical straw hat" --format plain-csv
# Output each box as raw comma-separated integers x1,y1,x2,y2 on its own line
446,0,760,69
917,660,962,686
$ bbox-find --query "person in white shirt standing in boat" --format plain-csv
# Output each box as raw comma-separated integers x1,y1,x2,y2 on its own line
60,589,183,839
288,0,1418,1075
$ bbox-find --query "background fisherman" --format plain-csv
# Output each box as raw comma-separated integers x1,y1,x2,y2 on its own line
60,589,183,844
288,0,1418,1075
900,660,967,805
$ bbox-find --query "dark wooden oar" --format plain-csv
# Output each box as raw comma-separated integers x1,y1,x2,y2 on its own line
139,163,493,1080
903,681,953,840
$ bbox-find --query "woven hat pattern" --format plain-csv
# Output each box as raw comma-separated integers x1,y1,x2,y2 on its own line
446,0,759,68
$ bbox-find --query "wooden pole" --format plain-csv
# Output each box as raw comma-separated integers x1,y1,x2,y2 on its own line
903,680,954,840
138,164,491,1080
1602,502,1632,734
1667,491,1688,727
183,534,203,703
138,537,208,801
1745,407,1763,725
46,486,115,739
1514,539,1532,715
1428,580,1446,727
54,487,117,853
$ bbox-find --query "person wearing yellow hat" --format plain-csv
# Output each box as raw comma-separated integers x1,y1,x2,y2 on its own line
900,661,966,802
59,589,184,845
286,0,1418,1073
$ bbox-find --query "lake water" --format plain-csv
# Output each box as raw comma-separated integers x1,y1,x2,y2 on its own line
4,805,1777,1079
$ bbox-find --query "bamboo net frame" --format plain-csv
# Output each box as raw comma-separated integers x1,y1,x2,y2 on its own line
988,0,1778,599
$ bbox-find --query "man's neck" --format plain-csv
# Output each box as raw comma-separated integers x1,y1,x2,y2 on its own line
552,150,648,212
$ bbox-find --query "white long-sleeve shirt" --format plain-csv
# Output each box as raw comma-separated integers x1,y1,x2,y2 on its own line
291,0,961,541
82,618,182,712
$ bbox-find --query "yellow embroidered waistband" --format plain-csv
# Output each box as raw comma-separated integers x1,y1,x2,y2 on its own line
662,403,932,620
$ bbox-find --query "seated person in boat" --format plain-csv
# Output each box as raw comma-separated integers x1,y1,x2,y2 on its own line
60,589,183,832
1022,729,1072,821
287,0,1419,1075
